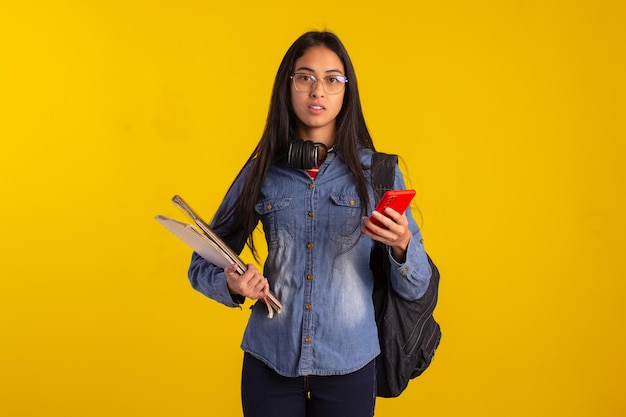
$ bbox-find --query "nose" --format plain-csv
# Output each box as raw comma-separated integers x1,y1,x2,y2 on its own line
310,79,325,97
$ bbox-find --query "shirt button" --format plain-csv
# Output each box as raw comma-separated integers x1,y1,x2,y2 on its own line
266,204,272,210
420,239,424,244
307,242,313,250
349,199,355,206
309,183,315,189
304,336,311,343
307,274,313,281
401,268,408,274
308,211,314,217
305,303,311,311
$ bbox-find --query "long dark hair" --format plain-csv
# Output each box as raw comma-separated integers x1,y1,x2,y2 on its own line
216,31,377,259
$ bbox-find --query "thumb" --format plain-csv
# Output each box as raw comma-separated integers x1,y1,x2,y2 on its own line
224,263,239,275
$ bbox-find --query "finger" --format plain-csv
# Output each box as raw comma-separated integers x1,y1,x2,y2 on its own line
258,277,270,296
248,275,264,293
240,269,268,297
381,207,402,224
362,217,390,242
383,208,409,226
261,278,270,296
225,264,244,295
369,211,392,229
224,263,239,276
248,280,269,300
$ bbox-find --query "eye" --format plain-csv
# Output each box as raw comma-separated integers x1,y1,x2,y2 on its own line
296,74,314,82
326,75,345,84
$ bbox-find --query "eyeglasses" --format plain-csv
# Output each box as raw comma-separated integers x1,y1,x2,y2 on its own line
290,72,348,95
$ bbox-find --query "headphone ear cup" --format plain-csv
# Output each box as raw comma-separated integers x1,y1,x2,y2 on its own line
287,141,296,167
287,139,328,169
296,141,306,167
293,141,304,167
287,140,313,169
302,141,317,168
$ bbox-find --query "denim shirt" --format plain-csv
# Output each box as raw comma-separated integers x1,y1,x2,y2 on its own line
188,148,431,377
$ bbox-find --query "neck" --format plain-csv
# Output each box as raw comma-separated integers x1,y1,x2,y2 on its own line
295,125,335,149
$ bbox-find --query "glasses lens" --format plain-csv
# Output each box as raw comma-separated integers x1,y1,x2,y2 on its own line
292,73,314,92
323,75,347,94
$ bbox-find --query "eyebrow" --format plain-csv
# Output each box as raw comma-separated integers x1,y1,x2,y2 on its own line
294,66,344,74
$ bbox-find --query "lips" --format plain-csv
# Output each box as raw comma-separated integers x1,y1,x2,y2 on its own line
307,104,326,115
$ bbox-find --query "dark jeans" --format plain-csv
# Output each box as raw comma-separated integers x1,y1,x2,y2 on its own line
241,353,376,417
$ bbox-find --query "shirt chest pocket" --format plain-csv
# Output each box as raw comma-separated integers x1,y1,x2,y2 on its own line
255,197,294,248
328,193,363,251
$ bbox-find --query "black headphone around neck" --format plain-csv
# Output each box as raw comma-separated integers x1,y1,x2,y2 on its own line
287,139,334,170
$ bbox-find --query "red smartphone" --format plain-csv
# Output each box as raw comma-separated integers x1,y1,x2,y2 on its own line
369,189,416,228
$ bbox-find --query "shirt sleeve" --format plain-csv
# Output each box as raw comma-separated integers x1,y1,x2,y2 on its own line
186,165,252,308
386,164,432,301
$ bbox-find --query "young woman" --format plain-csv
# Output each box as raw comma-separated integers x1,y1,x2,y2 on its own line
188,31,432,417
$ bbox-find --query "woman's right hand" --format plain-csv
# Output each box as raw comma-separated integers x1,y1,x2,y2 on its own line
225,263,269,300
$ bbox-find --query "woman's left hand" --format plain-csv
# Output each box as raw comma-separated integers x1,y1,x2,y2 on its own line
362,208,412,263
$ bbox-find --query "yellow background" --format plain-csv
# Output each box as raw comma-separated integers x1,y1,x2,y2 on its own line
1,1,625,416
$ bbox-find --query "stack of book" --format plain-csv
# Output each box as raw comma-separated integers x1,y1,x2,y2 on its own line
156,195,282,318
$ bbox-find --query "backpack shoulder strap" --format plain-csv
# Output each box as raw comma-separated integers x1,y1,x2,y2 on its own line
369,151,397,288
371,152,398,203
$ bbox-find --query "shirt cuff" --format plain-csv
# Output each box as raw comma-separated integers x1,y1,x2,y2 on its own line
213,272,245,308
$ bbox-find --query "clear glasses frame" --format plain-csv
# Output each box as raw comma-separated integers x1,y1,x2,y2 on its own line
290,72,348,95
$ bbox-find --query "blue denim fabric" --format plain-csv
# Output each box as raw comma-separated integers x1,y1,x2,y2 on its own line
188,148,431,377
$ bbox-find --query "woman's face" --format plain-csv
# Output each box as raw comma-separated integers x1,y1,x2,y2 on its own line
290,45,346,144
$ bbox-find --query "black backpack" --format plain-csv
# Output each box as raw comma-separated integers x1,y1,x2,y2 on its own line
369,152,442,398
